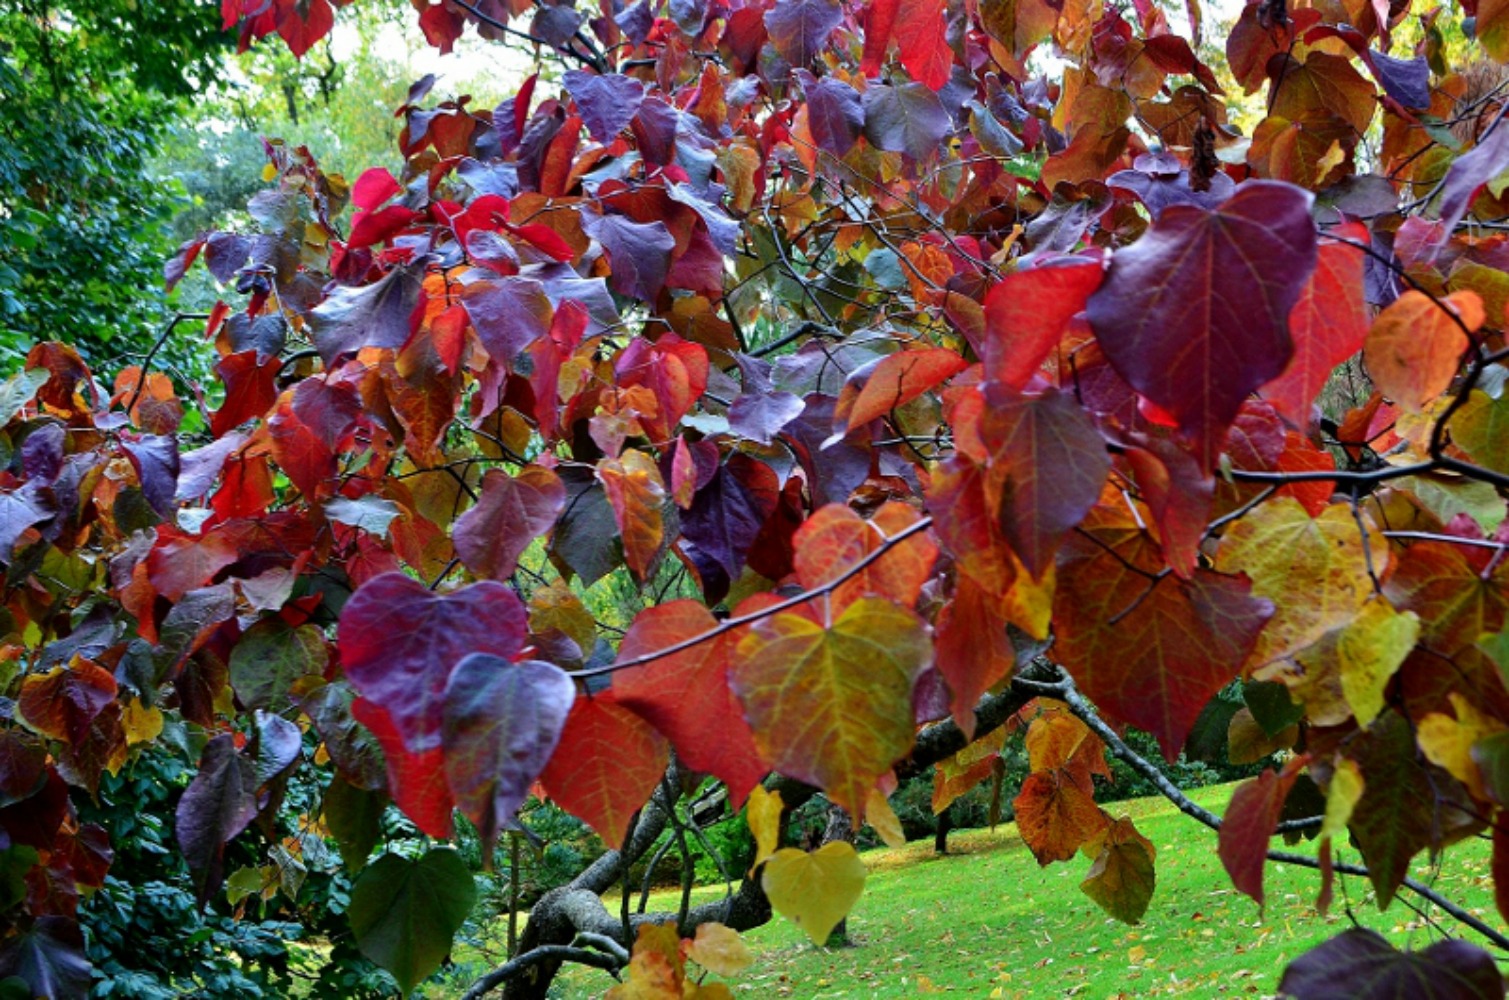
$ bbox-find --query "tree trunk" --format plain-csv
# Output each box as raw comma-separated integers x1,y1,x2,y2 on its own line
934,803,954,855
821,803,856,947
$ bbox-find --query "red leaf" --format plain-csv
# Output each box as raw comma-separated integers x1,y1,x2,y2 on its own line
1217,757,1306,909
18,660,117,746
894,0,952,89
612,600,768,807
982,260,1104,390
210,351,279,439
539,693,669,849
1086,182,1319,470
338,573,529,753
267,378,363,500
351,698,455,839
1055,505,1274,760
934,575,1015,738
860,0,899,76
452,466,567,581
1264,226,1369,427
615,333,709,439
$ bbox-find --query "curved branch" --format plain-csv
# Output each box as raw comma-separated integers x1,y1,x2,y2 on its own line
459,944,623,1000
1027,664,1509,952
568,516,935,679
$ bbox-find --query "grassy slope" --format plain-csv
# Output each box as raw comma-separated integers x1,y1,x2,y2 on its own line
524,783,1500,998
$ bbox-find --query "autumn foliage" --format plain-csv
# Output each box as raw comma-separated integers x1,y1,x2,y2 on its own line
9,0,1509,992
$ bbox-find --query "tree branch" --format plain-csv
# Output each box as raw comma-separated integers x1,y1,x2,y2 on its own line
1023,664,1509,952
567,516,935,679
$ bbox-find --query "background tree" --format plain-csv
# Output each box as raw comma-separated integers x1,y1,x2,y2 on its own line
0,0,230,371
7,0,1509,996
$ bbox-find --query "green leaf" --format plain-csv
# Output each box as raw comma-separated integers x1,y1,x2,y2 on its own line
348,848,476,995
228,619,328,711
323,775,388,871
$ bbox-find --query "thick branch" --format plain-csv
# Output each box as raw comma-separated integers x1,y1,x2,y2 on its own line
475,657,1056,998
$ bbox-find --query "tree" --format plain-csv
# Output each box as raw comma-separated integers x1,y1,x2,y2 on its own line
7,0,1509,995
0,0,227,371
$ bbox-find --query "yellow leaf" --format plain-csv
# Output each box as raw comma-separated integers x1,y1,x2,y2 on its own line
864,787,906,849
732,597,930,817
1214,498,1376,667
607,923,684,999
1321,758,1363,841
122,698,163,746
527,580,597,656
746,786,784,873
1337,600,1420,727
684,922,752,977
1003,553,1054,639
761,842,867,946
1417,693,1507,800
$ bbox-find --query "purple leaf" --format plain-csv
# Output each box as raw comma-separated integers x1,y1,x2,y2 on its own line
728,389,806,444
453,466,567,580
1108,168,1235,218
21,424,63,482
1279,929,1503,1000
0,917,92,999
764,0,843,66
1370,50,1430,110
441,654,575,850
0,483,54,565
338,573,529,753
461,275,554,367
252,710,303,786
679,454,780,582
863,82,951,161
530,4,583,45
1086,181,1318,470
549,466,619,586
308,265,424,365
583,212,676,301
177,734,261,902
563,70,646,143
121,434,180,519
1429,123,1509,256
798,70,865,157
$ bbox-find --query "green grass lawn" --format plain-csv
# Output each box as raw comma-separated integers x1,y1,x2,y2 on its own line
474,783,1503,998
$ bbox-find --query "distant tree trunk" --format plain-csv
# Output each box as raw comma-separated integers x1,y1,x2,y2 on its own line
821,803,855,947
934,804,954,855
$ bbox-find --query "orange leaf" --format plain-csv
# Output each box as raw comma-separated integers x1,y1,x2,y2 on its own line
539,692,669,849
831,348,969,439
597,450,668,582
1362,290,1481,413
1013,768,1109,865
792,502,937,613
